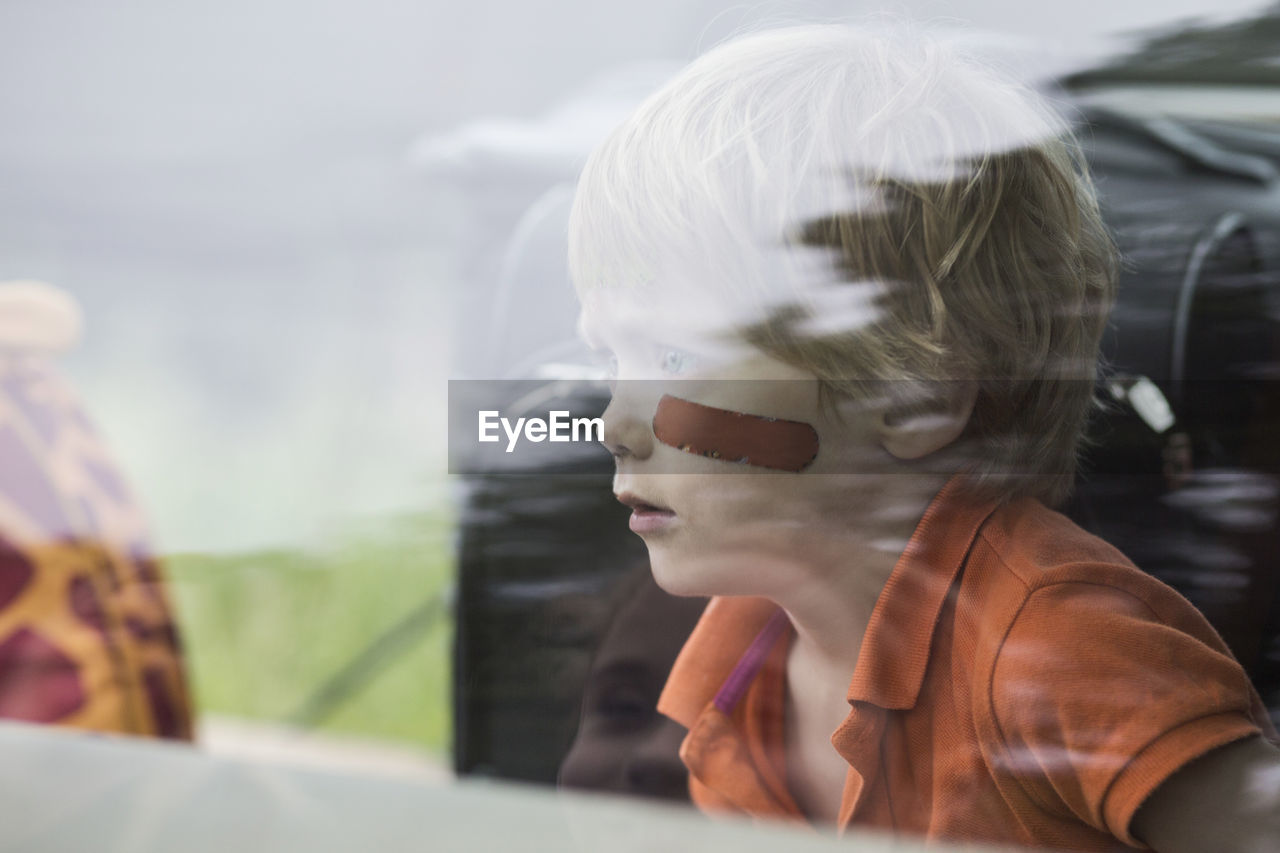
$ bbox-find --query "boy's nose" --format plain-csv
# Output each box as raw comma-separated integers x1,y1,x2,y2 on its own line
601,383,657,461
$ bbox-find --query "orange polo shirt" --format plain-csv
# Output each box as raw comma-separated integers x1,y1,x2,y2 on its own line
657,478,1276,850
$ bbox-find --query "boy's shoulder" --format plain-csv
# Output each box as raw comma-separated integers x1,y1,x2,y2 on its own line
973,496,1139,586
955,496,1269,844
956,494,1246,692
963,495,1207,628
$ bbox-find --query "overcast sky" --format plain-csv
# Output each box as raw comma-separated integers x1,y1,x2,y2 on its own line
1,0,1273,157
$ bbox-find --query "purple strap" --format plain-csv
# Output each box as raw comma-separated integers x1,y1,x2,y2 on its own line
712,609,791,714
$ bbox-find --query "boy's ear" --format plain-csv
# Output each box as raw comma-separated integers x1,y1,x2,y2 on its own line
878,381,978,461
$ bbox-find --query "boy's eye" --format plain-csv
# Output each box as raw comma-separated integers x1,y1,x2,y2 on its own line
659,348,697,376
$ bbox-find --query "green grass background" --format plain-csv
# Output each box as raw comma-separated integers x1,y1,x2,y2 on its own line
165,511,453,754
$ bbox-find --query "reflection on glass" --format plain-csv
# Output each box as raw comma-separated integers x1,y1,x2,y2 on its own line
555,22,1280,850
559,566,705,801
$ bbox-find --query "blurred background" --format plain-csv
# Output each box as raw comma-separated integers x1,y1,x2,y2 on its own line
2,0,1280,779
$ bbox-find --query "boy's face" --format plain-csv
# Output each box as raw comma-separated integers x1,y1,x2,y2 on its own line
579,292,915,600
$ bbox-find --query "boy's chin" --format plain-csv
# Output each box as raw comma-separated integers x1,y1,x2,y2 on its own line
647,555,709,599
648,552,746,599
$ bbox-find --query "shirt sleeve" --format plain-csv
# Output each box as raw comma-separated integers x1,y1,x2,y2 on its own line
989,579,1264,847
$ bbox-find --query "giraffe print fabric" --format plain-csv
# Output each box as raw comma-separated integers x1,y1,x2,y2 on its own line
0,351,192,740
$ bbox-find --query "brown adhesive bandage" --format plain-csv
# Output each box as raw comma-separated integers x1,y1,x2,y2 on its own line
652,394,819,472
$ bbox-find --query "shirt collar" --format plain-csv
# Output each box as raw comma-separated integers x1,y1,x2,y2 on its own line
657,475,1002,725
657,596,779,729
845,475,1000,709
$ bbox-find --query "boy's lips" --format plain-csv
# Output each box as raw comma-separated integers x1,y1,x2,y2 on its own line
616,491,677,535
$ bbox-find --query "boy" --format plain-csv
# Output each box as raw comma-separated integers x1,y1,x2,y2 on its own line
569,24,1280,851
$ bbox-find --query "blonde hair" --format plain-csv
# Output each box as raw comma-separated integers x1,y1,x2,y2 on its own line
570,23,1118,505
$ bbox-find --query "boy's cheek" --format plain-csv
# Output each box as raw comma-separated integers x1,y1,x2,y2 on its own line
651,394,819,472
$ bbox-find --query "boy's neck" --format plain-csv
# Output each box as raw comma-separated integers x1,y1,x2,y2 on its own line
774,471,948,824
776,471,950,695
